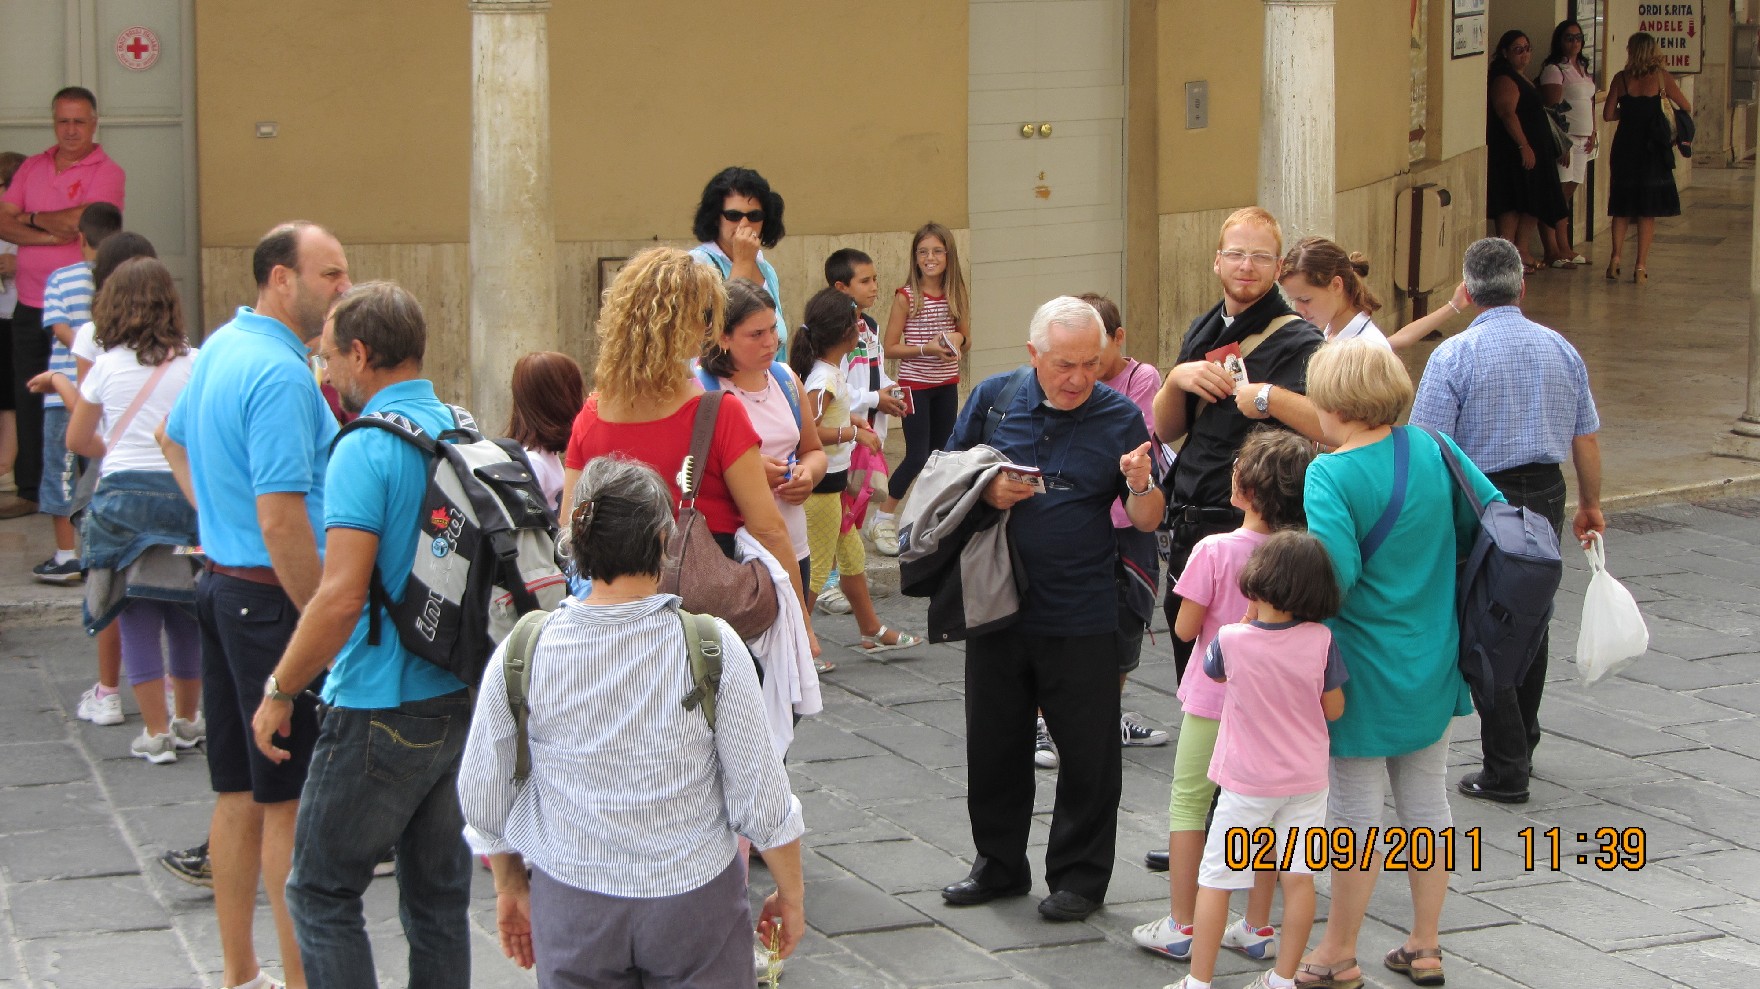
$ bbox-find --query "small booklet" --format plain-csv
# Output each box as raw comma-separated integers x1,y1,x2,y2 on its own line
999,463,1046,493
1204,342,1248,385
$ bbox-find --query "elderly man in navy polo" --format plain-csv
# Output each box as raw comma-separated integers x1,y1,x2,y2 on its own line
938,296,1165,923
1410,236,1604,806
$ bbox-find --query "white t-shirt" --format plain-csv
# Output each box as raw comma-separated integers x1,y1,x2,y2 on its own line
1538,61,1597,137
805,360,854,474
71,320,104,364
524,447,564,512
79,347,198,475
1329,312,1393,350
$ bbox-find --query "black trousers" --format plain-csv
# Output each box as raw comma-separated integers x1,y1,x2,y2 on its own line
965,626,1121,901
888,382,959,501
1477,462,1567,789
10,303,48,502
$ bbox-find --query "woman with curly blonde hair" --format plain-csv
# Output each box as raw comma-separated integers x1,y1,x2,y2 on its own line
1604,31,1690,283
561,245,808,623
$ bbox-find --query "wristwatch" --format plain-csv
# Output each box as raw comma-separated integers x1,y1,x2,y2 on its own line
264,673,296,703
1254,384,1274,415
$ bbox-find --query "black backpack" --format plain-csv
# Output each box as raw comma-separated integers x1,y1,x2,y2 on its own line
334,404,568,688
1418,427,1563,709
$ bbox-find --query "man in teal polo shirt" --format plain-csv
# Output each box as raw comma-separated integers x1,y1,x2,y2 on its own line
162,220,351,989
251,281,472,987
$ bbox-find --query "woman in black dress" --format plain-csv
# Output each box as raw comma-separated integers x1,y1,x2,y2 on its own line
1604,31,1692,284
1487,30,1569,271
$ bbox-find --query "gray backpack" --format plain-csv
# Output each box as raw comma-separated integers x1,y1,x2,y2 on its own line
501,609,726,786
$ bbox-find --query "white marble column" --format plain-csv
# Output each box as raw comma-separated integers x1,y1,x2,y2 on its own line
469,0,557,430
1258,0,1337,242
1712,163,1760,460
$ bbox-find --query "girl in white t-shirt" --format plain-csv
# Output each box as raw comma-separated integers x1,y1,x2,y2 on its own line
1276,238,1392,350
59,257,201,766
789,289,921,657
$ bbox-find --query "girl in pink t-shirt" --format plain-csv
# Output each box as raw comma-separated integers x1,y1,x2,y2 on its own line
1133,428,1313,967
1176,530,1346,989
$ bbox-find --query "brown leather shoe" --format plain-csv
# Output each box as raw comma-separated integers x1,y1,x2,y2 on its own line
0,497,39,519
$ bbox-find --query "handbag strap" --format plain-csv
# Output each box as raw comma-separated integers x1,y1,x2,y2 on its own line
678,391,725,508
1414,425,1483,515
104,359,175,453
1359,426,1409,563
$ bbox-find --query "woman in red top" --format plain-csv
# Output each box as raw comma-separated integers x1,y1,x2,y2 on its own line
562,247,806,614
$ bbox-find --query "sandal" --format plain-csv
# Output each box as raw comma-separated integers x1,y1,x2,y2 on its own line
1294,957,1362,989
1384,945,1445,986
813,657,836,674
859,625,923,654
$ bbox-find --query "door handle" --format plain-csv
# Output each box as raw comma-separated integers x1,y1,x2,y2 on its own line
1039,123,1052,138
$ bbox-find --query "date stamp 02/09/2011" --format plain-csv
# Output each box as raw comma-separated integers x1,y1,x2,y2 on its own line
1221,826,1649,874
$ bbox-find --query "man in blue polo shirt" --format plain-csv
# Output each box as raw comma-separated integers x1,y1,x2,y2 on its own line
162,220,351,989
937,296,1165,923
252,281,471,987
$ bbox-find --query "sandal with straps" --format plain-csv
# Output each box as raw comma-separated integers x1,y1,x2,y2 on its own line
859,625,923,654
1294,957,1362,989
1385,945,1446,986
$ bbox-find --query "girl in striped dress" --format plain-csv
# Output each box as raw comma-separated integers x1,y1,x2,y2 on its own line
876,223,969,545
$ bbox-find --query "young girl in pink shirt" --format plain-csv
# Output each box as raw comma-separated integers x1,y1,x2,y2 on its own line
1170,530,1346,989
1135,429,1314,967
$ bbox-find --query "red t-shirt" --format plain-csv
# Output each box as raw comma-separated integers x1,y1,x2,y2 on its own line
563,394,760,535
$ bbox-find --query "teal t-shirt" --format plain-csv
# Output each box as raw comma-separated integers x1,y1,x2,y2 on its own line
321,378,467,709
1303,426,1504,758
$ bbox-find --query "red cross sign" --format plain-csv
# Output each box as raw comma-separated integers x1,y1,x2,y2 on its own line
114,26,160,71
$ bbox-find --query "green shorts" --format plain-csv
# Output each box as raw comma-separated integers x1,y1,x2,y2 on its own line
1168,712,1221,832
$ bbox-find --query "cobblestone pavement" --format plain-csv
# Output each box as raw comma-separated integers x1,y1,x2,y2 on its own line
4,500,1760,988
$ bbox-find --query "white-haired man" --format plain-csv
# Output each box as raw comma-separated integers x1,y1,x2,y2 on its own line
1411,236,1603,805
938,296,1164,923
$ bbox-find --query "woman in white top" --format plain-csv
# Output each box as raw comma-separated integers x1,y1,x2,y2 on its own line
50,257,201,765
459,455,805,986
1277,238,1392,350
1539,20,1598,266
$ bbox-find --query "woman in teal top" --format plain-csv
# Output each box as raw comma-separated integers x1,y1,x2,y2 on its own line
1294,340,1502,989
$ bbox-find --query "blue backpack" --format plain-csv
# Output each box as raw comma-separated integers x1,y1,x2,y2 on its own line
1410,427,1563,709
694,361,801,428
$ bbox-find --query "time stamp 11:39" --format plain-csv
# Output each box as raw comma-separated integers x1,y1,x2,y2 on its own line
1223,826,1649,873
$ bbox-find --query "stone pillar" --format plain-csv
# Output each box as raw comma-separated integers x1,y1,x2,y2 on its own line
469,0,557,429
1712,165,1760,460
1258,0,1337,242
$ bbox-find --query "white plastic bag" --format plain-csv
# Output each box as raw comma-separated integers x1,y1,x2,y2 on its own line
1575,531,1649,686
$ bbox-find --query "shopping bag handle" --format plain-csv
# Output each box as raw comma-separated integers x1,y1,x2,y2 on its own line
1582,529,1605,572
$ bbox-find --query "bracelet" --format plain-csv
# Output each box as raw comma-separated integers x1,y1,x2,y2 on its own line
25,212,41,231
1127,479,1155,498
1447,301,1462,315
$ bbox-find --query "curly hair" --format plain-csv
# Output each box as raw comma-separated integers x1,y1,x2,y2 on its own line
1234,427,1314,530
92,257,188,367
1624,32,1664,78
691,167,786,248
507,351,585,454
594,246,725,404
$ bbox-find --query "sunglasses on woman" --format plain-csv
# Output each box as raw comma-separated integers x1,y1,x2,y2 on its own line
721,208,764,224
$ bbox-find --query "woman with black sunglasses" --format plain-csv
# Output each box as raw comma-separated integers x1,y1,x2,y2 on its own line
1538,20,1598,267
689,167,789,343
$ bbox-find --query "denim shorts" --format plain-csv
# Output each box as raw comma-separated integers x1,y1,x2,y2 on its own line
38,405,78,517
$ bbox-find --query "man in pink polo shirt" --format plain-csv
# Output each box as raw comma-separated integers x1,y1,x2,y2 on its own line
0,86,126,518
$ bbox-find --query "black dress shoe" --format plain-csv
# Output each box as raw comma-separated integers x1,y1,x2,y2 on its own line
941,875,1031,906
1457,771,1528,804
1144,849,1169,872
1037,889,1101,921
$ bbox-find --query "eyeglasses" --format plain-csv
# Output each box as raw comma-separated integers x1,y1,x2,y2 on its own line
1510,44,1532,54
721,208,764,224
1217,249,1279,268
915,247,948,258
311,348,342,369
1563,33,1584,41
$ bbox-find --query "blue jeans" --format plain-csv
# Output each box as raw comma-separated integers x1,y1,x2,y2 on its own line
286,690,473,989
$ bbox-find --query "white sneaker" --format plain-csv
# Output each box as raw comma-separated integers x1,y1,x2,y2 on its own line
77,684,125,726
816,585,852,615
1221,916,1279,959
223,972,285,989
872,517,900,557
1132,914,1194,961
130,730,178,765
1034,716,1059,769
1121,711,1170,747
171,715,206,749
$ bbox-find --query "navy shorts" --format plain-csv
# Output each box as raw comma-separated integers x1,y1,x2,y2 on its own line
197,571,323,803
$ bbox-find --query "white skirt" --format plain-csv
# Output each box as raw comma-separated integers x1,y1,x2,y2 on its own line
1556,134,1598,184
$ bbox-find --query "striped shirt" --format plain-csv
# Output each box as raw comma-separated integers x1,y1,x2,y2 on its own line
457,594,804,899
1409,305,1599,472
894,286,960,387
40,262,92,410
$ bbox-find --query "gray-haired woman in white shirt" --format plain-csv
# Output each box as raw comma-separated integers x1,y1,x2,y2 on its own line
459,454,806,987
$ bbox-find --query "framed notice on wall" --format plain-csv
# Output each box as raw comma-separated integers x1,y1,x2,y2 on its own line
1635,0,1702,72
1453,12,1488,58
